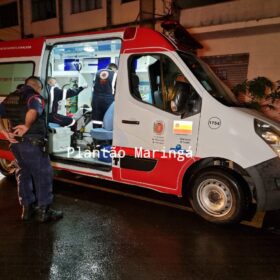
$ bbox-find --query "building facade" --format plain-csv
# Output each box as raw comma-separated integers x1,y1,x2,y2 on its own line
179,0,280,86
0,0,279,86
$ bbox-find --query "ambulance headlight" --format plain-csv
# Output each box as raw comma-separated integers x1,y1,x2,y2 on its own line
261,131,279,144
255,119,280,157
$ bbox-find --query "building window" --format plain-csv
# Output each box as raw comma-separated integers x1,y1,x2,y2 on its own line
128,54,201,117
71,0,102,14
175,0,231,9
0,2,18,28
201,53,249,89
121,0,136,3
32,0,56,22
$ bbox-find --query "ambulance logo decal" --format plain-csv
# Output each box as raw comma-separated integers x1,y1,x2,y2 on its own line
153,121,165,135
208,117,221,129
100,70,109,80
173,120,193,135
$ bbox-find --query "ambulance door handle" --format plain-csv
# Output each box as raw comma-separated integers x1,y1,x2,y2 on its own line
122,120,140,125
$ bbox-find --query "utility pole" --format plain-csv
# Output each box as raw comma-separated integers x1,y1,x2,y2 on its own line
139,0,155,29
19,0,24,38
107,0,112,28
58,0,64,34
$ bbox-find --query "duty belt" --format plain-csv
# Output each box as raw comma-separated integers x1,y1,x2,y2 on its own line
15,136,46,147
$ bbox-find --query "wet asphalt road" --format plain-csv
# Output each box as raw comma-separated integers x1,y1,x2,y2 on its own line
0,175,280,280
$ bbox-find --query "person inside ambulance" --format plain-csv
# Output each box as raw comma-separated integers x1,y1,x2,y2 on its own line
47,77,87,127
169,74,200,115
131,73,141,100
91,63,118,128
130,59,141,100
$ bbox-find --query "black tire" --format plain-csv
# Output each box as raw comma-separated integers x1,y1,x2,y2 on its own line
190,168,245,224
0,158,15,177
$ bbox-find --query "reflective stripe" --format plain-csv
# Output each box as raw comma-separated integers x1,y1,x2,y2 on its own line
62,89,67,100
49,87,55,113
112,72,117,95
66,119,76,127
92,120,103,125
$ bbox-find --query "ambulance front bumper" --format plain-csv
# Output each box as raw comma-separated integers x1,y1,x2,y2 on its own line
246,157,280,211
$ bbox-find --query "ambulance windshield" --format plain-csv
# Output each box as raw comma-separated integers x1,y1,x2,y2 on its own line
179,52,238,106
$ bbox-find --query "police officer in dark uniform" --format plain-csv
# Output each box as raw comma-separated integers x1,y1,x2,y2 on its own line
0,76,63,222
92,63,117,127
47,77,86,127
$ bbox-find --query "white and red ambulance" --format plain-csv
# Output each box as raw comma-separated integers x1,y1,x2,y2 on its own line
0,22,279,224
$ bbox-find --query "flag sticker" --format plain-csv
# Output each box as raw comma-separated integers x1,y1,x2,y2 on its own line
173,120,193,135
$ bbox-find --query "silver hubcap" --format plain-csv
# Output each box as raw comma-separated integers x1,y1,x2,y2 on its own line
197,178,233,217
0,159,11,171
0,159,13,172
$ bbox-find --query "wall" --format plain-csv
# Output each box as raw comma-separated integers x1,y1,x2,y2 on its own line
23,0,59,37
195,26,280,81
180,0,280,81
0,0,20,41
111,0,140,25
180,0,280,28
0,26,21,41
62,0,107,33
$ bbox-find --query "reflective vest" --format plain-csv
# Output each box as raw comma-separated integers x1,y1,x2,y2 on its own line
48,85,68,114
2,86,46,137
93,69,117,95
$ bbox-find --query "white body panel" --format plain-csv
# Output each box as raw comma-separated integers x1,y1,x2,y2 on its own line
196,92,276,168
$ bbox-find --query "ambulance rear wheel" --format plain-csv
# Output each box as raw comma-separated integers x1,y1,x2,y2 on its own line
0,158,15,177
190,169,245,224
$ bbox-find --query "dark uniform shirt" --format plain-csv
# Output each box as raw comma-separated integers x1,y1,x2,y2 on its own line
0,85,46,139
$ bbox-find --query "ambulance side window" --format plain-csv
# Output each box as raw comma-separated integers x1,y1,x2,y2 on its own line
0,62,34,96
129,54,162,105
128,54,201,117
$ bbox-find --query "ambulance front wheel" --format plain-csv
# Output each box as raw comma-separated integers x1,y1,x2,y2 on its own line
190,169,245,224
0,158,15,178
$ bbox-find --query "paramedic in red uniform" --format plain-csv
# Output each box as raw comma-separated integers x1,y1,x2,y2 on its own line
47,77,86,127
0,76,63,222
91,63,117,127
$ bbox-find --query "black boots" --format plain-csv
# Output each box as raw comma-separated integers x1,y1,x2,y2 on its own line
36,206,63,223
21,203,37,221
21,204,63,222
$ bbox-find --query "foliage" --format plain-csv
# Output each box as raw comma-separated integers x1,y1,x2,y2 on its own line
232,80,247,96
247,77,273,98
269,90,280,103
232,76,280,123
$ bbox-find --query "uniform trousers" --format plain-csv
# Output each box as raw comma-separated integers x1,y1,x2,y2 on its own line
92,94,114,124
10,142,53,207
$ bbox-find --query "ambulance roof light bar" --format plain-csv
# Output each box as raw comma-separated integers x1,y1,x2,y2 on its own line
124,27,137,40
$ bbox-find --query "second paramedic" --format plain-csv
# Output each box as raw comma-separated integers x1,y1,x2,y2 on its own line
91,63,118,127
47,77,86,127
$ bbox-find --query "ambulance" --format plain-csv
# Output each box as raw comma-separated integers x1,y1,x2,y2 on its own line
0,21,279,224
